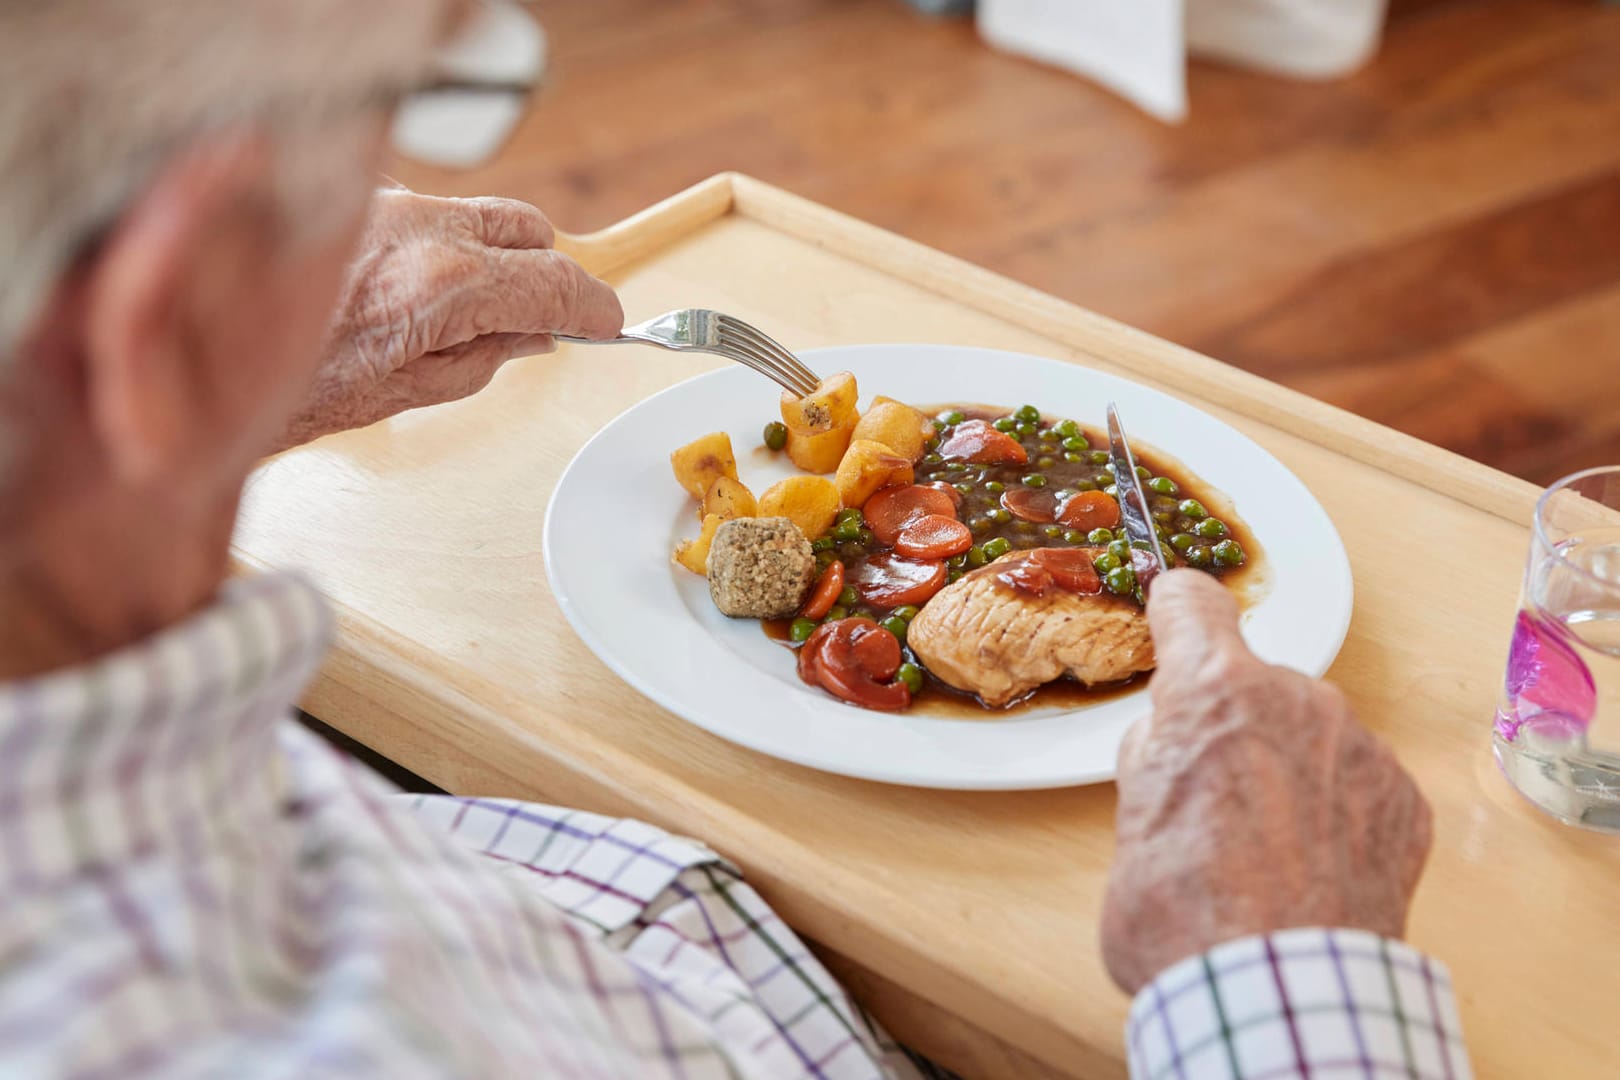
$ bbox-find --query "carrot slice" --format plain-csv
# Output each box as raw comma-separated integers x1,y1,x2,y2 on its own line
799,560,845,620
864,484,956,546
922,480,964,509
850,553,948,607
1001,488,1058,524
811,618,911,712
893,514,973,559
1057,489,1122,531
936,420,1028,465
1030,548,1102,594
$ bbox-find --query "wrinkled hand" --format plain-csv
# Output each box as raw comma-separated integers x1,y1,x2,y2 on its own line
276,188,623,450
1099,570,1432,993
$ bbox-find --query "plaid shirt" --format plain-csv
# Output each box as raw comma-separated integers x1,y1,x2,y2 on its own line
0,572,1469,1079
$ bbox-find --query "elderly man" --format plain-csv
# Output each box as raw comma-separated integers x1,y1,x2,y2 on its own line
0,2,1468,1078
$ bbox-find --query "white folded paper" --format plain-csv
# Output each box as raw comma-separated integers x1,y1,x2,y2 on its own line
977,0,1389,122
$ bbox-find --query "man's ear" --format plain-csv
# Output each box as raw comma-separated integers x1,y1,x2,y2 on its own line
81,132,271,485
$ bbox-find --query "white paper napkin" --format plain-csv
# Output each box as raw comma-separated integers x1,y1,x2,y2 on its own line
977,0,1388,122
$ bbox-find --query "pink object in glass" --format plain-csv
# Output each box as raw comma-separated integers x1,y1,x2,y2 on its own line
1495,610,1597,743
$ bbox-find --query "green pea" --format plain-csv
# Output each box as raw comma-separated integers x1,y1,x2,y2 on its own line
895,662,924,696
925,436,942,452
969,517,992,535
993,417,1018,433
1104,484,1119,498
1107,539,1131,562
1054,419,1082,439
1147,476,1179,496
1152,508,1175,524
944,461,967,473
1022,474,1048,488
881,615,909,643
1213,539,1245,567
987,507,1012,524
1014,520,1037,535
1015,404,1041,424
1186,545,1215,570
1195,518,1229,539
893,605,921,621
1072,478,1097,492
825,605,849,622
1016,422,1037,438
836,507,864,525
837,542,864,560
1037,456,1057,469
1178,498,1208,520
1105,565,1137,595
948,552,968,569
966,546,987,568
982,537,1012,560
1093,552,1122,573
789,617,817,643
1064,529,1086,544
940,409,966,425
837,585,859,607
1043,524,1064,539
945,483,969,498
1135,465,1151,479
1169,532,1197,553
815,550,837,571
832,520,861,542
1061,436,1087,452
984,480,1006,495
947,566,964,584
1092,472,1113,487
923,452,944,465
763,421,788,451
1087,527,1114,544
931,419,947,433
858,528,875,546
1089,450,1111,465
811,536,835,553
1063,451,1084,463
1102,461,1116,475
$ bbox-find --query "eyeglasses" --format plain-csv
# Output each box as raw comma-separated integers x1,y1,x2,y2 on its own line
388,72,537,168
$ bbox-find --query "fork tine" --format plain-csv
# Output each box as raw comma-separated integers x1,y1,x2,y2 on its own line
716,329,819,396
713,343,806,396
716,315,821,393
715,331,812,395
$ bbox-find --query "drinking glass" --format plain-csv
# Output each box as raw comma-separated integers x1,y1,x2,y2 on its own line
1494,467,1620,832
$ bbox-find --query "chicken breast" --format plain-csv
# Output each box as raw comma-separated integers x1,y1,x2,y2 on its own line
907,552,1154,707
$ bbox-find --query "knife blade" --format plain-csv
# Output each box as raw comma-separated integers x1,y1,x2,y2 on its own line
1106,402,1170,579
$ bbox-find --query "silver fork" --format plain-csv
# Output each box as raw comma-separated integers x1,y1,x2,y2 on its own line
556,310,821,396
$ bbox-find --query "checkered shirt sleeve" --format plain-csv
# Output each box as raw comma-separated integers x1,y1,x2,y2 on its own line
1126,928,1472,1080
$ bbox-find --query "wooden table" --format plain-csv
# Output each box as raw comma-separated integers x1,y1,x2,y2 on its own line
234,174,1620,1079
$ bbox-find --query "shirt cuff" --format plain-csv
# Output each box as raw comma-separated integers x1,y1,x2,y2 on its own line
1125,928,1473,1080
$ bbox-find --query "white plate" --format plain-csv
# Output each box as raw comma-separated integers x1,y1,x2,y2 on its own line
544,345,1352,790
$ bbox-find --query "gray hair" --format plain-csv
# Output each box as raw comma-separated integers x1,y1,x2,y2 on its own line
0,0,457,353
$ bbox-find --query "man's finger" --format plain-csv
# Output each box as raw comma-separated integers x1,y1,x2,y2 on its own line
478,249,625,341
465,196,556,250
1146,569,1248,683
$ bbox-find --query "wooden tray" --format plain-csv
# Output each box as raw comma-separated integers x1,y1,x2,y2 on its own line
234,174,1620,1080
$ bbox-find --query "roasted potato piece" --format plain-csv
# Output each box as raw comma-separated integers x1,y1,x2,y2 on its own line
757,476,842,539
779,371,858,434
673,513,725,575
670,432,739,499
702,475,757,521
851,401,930,462
786,415,857,474
835,439,915,508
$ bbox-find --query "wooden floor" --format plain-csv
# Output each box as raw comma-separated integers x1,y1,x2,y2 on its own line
387,0,1620,485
